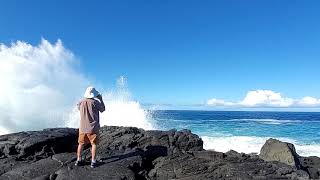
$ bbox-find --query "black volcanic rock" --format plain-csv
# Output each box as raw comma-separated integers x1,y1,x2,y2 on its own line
149,150,309,180
0,128,78,160
0,126,318,180
96,126,203,156
299,156,320,179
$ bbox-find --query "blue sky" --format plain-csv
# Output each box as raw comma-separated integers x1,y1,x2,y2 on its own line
1,0,320,109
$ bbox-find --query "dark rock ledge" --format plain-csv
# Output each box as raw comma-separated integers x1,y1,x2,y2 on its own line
0,126,319,180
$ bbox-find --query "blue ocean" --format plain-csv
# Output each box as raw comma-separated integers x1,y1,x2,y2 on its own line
151,110,320,157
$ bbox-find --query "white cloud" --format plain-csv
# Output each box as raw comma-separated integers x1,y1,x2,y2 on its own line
207,90,320,108
298,96,320,106
0,39,89,133
239,90,294,107
207,98,234,106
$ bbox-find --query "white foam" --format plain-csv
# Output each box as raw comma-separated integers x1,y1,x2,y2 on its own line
230,119,301,125
100,76,154,129
202,135,320,157
0,39,88,135
295,144,320,157
202,135,267,154
100,101,153,130
0,127,10,135
66,76,155,130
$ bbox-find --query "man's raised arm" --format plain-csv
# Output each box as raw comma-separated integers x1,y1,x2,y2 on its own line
96,94,105,112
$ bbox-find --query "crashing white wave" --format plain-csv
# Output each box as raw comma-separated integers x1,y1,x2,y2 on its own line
66,76,155,130
0,39,154,135
0,39,88,135
229,119,301,125
100,76,154,129
202,135,320,157
295,143,320,157
202,119,301,125
0,39,317,159
0,127,10,135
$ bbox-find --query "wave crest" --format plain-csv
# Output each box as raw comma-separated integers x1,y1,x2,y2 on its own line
202,135,320,157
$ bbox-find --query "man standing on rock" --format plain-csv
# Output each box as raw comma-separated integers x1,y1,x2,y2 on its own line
75,86,105,168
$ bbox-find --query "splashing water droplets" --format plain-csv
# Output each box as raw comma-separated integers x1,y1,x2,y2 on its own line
117,76,127,88
67,76,155,130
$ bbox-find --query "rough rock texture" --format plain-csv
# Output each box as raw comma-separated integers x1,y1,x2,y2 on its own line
0,128,78,160
299,156,320,179
0,126,319,180
260,138,301,168
259,138,320,179
149,150,309,180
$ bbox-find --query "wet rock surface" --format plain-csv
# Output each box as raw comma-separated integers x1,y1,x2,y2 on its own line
0,126,319,180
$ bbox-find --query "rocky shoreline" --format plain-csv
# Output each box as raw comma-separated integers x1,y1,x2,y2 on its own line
0,126,319,180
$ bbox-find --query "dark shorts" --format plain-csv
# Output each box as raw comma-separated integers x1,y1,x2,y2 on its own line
78,132,99,145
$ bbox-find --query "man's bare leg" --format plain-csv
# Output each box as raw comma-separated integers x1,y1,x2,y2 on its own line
91,144,97,162
77,144,83,161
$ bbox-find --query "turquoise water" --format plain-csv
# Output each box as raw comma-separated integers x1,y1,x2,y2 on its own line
151,111,320,157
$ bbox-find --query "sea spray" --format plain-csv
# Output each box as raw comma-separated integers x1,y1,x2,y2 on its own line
0,39,88,135
66,76,155,130
0,39,154,134
201,135,320,157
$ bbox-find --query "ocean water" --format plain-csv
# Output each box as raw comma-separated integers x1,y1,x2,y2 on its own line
2,75,319,157
151,110,320,157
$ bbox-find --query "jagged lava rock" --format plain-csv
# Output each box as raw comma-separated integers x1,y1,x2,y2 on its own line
0,128,78,159
0,126,318,180
149,150,310,180
299,156,320,179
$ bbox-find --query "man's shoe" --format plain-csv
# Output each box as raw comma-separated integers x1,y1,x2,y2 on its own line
75,160,83,166
90,161,97,168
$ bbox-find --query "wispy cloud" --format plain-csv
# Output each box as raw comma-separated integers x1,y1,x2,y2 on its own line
207,90,320,108
207,98,235,106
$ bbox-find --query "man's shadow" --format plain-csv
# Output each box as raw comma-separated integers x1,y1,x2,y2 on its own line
100,145,168,164
76,145,168,168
